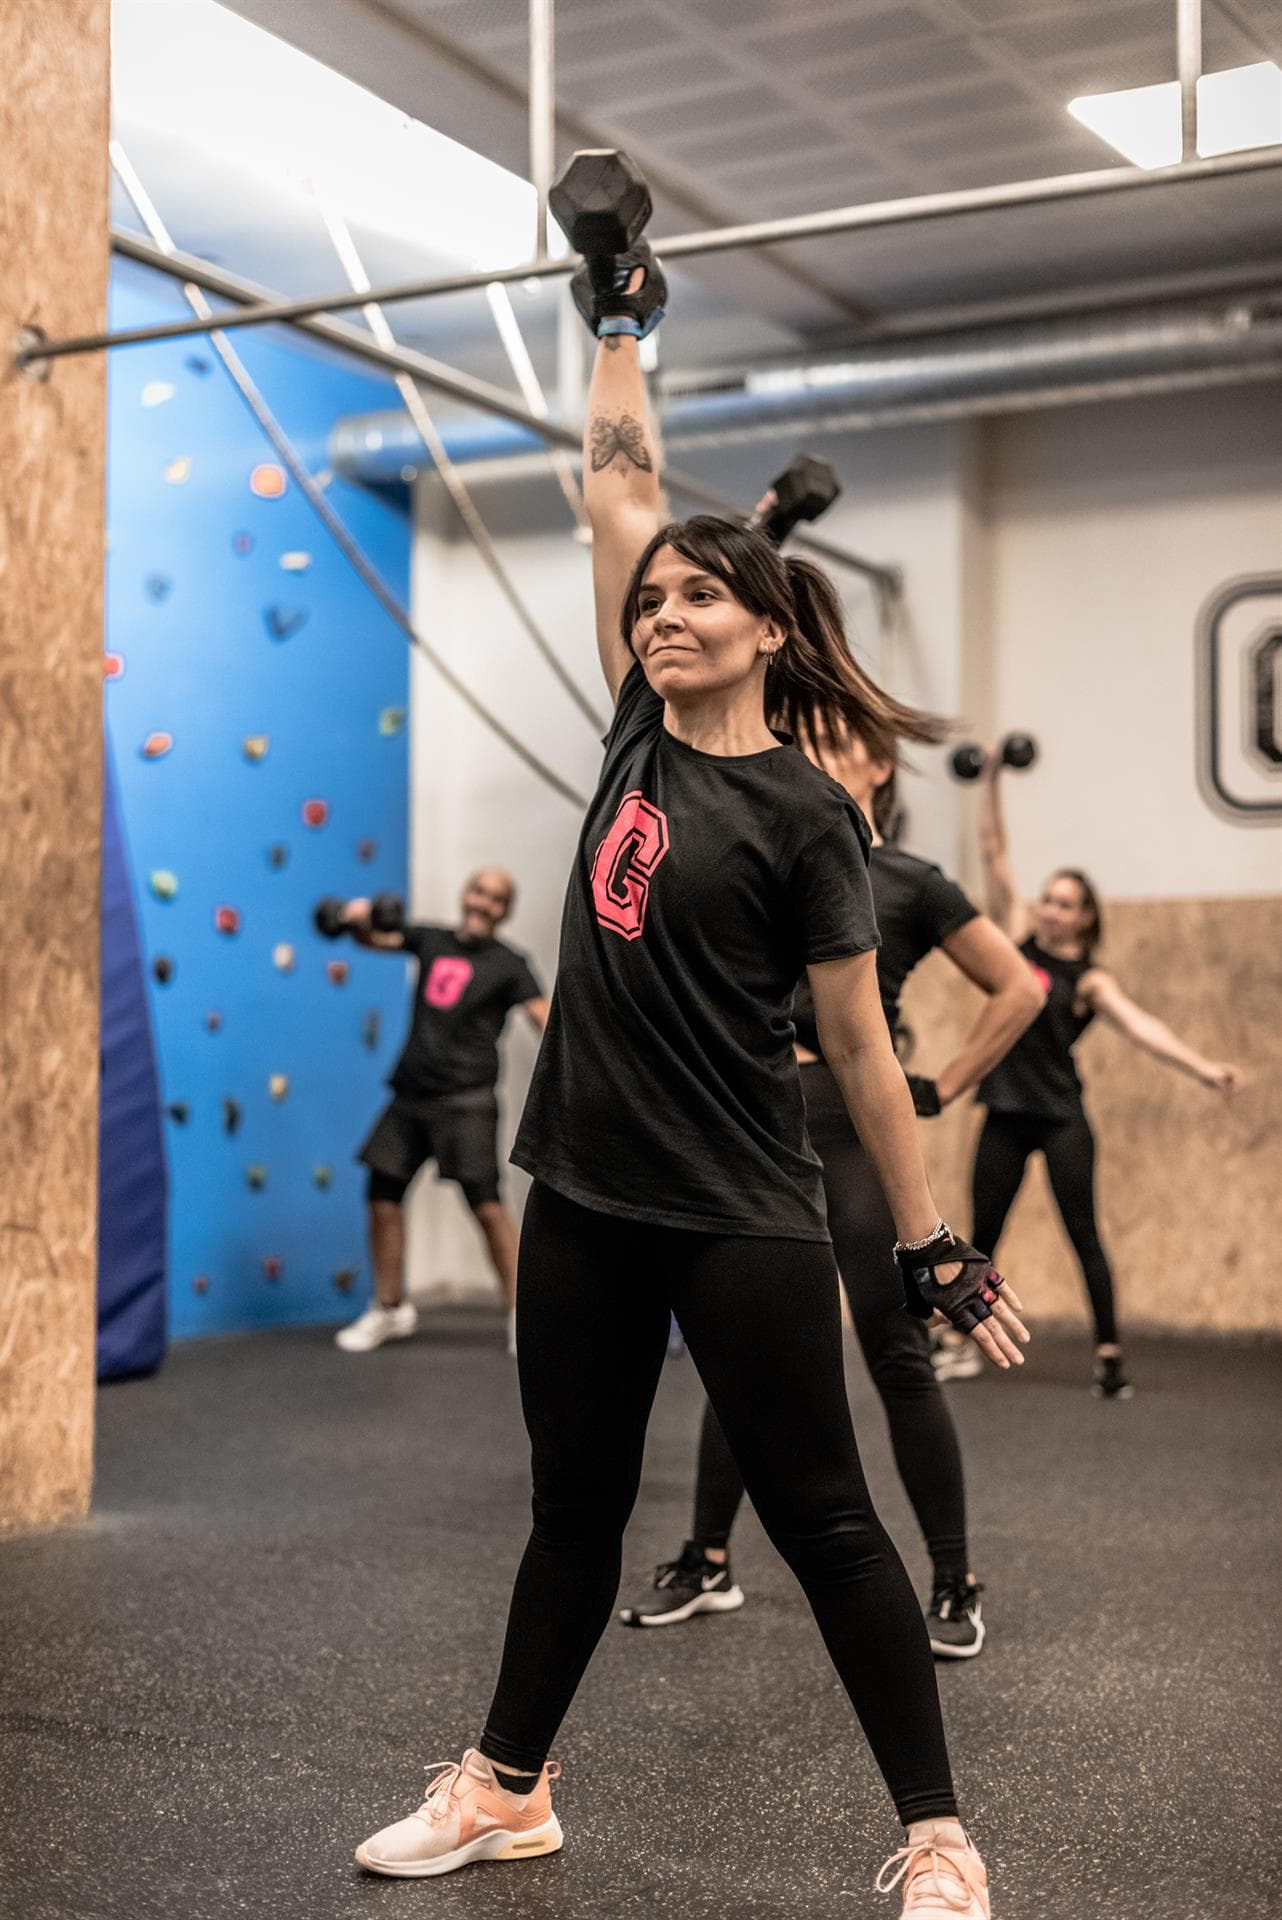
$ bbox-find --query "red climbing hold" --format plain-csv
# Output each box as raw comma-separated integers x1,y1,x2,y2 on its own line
302,799,329,828
327,959,350,986
214,905,241,936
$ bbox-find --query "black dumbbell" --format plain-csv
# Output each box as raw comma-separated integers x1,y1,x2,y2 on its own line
549,149,652,271
314,896,348,939
751,455,841,546
369,892,405,935
949,733,1040,782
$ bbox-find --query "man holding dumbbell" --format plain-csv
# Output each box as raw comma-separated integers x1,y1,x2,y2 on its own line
332,870,548,1354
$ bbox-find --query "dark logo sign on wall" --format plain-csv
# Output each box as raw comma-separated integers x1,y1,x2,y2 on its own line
1197,574,1282,821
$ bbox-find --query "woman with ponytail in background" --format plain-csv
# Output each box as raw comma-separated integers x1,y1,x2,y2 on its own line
352,248,1029,1919
965,748,1243,1399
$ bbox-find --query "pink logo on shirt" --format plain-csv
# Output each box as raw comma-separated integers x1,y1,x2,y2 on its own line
1028,963,1052,995
424,955,474,1009
591,790,670,941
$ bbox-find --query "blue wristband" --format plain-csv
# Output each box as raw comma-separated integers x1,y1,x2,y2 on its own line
597,315,642,339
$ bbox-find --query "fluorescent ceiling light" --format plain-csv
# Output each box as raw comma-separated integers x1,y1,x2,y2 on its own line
111,0,535,273
1068,62,1282,169
1068,80,1181,169
1197,62,1282,158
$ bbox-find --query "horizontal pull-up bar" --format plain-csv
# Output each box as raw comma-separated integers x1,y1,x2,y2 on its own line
20,145,1282,369
93,227,899,593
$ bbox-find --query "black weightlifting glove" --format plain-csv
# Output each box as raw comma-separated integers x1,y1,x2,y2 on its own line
894,1223,1006,1334
905,1073,942,1117
570,239,667,341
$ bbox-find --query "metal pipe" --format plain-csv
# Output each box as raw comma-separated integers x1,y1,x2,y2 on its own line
27,145,1282,366
529,0,555,260
102,227,899,591
1178,0,1203,163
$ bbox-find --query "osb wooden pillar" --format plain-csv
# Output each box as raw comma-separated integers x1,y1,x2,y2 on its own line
0,2,110,1531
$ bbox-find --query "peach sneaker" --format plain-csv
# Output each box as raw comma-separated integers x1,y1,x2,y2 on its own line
875,1833,991,1917
354,1748,562,1879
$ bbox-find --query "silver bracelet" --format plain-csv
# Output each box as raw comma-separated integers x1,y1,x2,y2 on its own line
893,1219,949,1256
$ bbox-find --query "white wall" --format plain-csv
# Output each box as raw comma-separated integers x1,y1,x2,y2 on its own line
975,383,1282,901
403,385,1281,1299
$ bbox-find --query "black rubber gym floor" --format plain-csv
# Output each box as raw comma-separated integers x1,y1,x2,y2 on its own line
2,1316,1278,1920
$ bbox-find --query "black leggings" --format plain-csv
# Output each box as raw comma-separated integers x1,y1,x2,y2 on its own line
971,1105,1118,1346
480,1180,957,1826
693,1062,968,1582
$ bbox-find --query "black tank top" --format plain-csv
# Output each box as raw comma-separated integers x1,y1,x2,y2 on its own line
978,936,1094,1118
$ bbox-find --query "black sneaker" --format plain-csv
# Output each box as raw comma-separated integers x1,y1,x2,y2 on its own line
927,1576,986,1660
618,1542,745,1628
1093,1354,1133,1400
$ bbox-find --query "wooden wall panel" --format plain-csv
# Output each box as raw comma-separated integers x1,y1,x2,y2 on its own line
903,896,1282,1336
0,2,110,1531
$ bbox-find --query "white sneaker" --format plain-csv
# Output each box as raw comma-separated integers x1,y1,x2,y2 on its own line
931,1336,982,1383
355,1749,562,1879
335,1302,417,1352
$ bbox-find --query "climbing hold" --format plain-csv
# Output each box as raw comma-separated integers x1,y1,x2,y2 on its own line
266,845,289,871
242,734,270,762
302,799,329,829
103,652,125,680
333,1267,358,1294
166,1101,190,1125
327,959,350,987
164,456,192,485
141,380,175,408
280,551,312,572
246,1163,267,1190
214,905,242,936
232,531,254,557
153,955,174,984
262,1256,283,1281
379,707,406,736
149,870,179,901
193,1273,210,1295
356,838,377,863
222,1098,242,1136
144,573,173,603
268,1074,289,1102
313,1164,334,1190
141,732,174,760
361,1009,381,1051
204,1011,223,1033
185,355,211,376
272,943,295,974
263,605,308,642
250,463,286,499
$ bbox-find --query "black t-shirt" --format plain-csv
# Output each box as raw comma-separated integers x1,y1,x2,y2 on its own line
512,662,880,1239
978,936,1094,1118
793,844,978,1055
389,925,542,1100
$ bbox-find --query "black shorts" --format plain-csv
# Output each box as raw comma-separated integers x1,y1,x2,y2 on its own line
358,1087,502,1209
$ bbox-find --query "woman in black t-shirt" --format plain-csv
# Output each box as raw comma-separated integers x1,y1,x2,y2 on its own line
627,722,1044,1660
353,263,1028,1918
970,750,1244,1398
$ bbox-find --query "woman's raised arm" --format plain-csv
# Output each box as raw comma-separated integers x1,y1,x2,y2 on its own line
977,754,1029,943
584,325,664,703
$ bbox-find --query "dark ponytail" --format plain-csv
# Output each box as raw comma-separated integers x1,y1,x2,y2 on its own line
1055,867,1104,958
620,518,947,770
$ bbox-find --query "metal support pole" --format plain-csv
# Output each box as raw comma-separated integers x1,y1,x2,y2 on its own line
484,281,588,527
101,228,899,592
25,145,1282,367
1178,0,1203,163
529,0,555,261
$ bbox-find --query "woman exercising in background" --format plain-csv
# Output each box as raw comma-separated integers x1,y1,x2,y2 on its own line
967,747,1244,1398
619,598,1044,1662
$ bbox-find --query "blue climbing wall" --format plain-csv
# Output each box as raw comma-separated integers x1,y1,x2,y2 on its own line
104,255,412,1338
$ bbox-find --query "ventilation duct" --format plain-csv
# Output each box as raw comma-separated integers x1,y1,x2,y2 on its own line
331,293,1282,483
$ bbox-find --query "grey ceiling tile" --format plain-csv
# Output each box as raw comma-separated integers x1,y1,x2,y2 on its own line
999,1,1171,60
801,35,994,98
594,77,792,135
744,6,941,65
853,76,1029,131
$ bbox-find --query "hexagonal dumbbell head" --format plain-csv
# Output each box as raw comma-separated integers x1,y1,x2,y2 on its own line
756,455,841,545
549,149,652,259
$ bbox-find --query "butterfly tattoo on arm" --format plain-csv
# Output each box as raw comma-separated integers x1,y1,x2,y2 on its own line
589,414,654,474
